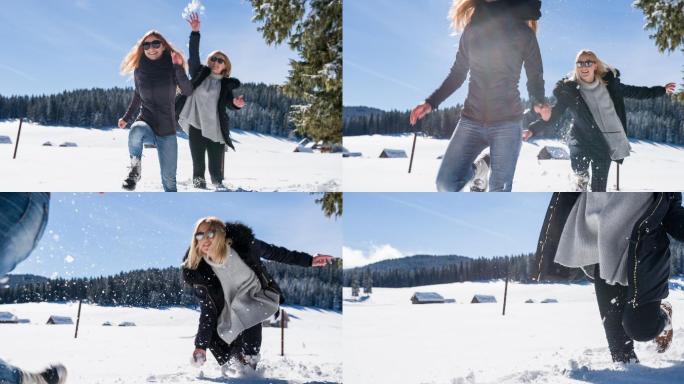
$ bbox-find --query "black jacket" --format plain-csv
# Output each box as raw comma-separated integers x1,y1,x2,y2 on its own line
181,222,313,349
528,69,666,160
175,31,242,150
534,193,684,308
123,51,193,136
426,0,545,124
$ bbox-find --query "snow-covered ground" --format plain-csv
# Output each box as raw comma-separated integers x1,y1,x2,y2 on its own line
344,280,684,384
343,134,684,191
0,302,341,383
0,120,341,192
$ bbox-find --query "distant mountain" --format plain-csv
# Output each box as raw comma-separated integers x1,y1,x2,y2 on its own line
343,106,385,121
2,274,50,288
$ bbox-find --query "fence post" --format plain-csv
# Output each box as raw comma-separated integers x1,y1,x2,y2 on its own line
280,309,285,356
408,132,418,173
616,163,621,191
502,261,509,316
12,118,23,159
74,300,82,339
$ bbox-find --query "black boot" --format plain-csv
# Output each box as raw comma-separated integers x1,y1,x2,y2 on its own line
193,177,207,189
20,364,67,384
122,157,141,191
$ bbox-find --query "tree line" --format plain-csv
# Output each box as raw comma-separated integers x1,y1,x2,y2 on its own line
0,84,302,137
344,241,684,288
1,261,341,311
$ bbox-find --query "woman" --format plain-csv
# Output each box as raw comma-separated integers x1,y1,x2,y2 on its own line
534,192,684,363
118,31,193,192
409,0,548,192
176,13,245,191
181,217,333,374
526,50,676,191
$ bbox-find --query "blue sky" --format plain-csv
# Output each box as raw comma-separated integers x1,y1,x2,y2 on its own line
11,193,341,278
344,0,684,111
343,193,552,268
0,0,295,96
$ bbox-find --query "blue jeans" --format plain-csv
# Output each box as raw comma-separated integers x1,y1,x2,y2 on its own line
0,359,21,384
0,193,50,277
436,117,522,192
127,121,178,192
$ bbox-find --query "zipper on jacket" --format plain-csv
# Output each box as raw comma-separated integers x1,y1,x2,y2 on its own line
536,193,561,281
631,193,664,308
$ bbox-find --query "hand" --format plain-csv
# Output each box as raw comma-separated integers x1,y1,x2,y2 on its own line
534,104,551,122
312,254,334,267
665,82,676,95
118,118,127,129
171,51,184,66
191,348,206,367
522,130,534,142
187,12,201,32
233,95,246,108
409,102,432,126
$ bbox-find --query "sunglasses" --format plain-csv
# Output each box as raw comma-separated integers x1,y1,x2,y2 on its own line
195,230,217,241
210,56,226,65
143,40,163,51
576,60,596,68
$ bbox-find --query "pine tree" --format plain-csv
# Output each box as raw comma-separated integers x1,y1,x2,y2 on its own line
314,192,342,219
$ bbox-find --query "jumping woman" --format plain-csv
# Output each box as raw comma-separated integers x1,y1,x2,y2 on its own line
409,0,548,192
535,192,684,363
181,217,333,375
119,30,193,192
177,13,245,191
526,50,676,191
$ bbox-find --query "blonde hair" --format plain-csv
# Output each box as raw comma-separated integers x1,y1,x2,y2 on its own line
184,216,232,270
569,50,610,84
206,50,232,77
448,0,538,33
120,30,188,75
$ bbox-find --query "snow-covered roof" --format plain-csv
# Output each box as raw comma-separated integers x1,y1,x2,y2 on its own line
47,315,73,324
0,135,12,144
0,312,18,322
471,294,497,303
541,298,558,303
411,292,445,303
118,321,136,327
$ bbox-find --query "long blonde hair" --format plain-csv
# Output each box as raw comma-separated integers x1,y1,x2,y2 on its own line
120,30,188,75
448,0,538,33
184,216,232,270
569,50,611,84
206,50,232,78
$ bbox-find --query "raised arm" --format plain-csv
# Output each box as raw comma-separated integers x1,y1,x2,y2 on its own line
186,12,203,78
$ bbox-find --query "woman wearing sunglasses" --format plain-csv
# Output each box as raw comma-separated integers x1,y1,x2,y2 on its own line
176,12,246,191
409,0,548,192
119,31,193,192
525,50,676,191
181,217,333,375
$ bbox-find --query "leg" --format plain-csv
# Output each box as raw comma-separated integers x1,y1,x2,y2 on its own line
0,359,22,384
589,158,611,192
207,141,226,185
0,193,50,277
189,127,207,183
622,301,668,342
486,119,522,192
435,118,488,192
154,134,178,192
127,121,155,159
594,265,637,363
569,147,590,191
208,336,234,366
237,323,263,357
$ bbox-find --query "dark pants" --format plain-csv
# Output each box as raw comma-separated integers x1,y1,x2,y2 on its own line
189,126,225,185
594,265,668,362
207,323,262,366
570,147,611,192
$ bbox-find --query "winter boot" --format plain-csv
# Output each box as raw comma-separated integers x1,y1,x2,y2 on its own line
574,172,589,192
213,182,229,192
655,301,673,353
122,157,141,191
238,354,260,371
470,152,491,192
193,177,207,189
20,364,67,384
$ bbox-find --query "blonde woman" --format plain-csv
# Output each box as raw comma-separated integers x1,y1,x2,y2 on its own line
176,13,245,191
118,31,193,192
410,0,547,192
181,217,333,375
526,50,676,191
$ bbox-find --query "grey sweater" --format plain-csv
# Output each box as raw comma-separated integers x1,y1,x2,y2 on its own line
555,193,653,285
204,248,280,344
579,79,631,161
178,73,224,143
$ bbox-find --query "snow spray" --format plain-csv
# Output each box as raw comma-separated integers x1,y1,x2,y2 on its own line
182,0,205,19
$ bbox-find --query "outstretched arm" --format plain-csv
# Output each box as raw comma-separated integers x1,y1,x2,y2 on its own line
251,239,314,267
618,81,671,100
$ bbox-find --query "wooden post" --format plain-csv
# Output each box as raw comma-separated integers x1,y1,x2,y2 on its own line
502,261,509,316
74,299,83,339
616,163,620,191
280,309,285,356
408,132,418,173
12,118,23,159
